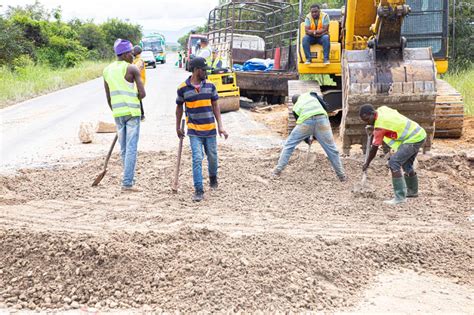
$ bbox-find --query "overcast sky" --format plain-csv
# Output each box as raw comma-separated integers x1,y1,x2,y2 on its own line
1,0,220,31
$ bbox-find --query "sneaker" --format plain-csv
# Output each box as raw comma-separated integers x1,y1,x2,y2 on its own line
192,190,204,202
323,59,330,65
210,176,218,190
338,175,348,182
271,168,282,178
304,60,311,65
121,186,141,193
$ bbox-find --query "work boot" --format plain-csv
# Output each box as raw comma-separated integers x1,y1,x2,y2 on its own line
338,174,348,182
384,177,407,205
210,176,218,190
121,186,141,193
192,189,204,202
405,173,419,198
323,59,330,65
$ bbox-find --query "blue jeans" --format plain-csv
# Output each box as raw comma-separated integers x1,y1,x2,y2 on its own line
276,115,345,178
189,136,218,191
114,115,140,187
303,34,330,61
388,140,425,174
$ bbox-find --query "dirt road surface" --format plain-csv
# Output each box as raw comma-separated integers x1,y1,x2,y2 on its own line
1,54,473,313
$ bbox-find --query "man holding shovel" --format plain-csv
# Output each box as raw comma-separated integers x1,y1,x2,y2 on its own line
103,39,146,192
175,57,228,202
359,104,426,205
272,92,346,181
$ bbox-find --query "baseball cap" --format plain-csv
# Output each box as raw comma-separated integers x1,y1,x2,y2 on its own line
114,39,133,56
190,57,211,70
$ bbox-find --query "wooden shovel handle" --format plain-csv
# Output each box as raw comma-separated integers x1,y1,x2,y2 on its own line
172,120,185,192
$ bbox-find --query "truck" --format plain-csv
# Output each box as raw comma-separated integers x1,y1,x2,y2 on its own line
207,1,299,104
140,33,166,64
184,33,207,72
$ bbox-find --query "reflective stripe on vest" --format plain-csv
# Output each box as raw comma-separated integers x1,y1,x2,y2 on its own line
307,12,327,31
374,106,426,151
293,92,328,124
103,61,141,118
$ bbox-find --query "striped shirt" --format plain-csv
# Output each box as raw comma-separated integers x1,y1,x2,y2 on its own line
176,77,219,137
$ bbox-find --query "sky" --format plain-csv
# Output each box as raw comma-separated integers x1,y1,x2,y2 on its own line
1,0,220,31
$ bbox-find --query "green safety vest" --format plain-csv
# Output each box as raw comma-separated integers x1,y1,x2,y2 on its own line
374,106,426,151
103,61,141,118
293,92,328,124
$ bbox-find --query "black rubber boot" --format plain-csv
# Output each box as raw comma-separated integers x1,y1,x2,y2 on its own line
192,189,204,202
405,174,419,198
210,176,218,190
384,177,407,205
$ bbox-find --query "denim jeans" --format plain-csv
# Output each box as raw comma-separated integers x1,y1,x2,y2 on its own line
388,140,425,174
114,115,140,187
303,34,330,61
276,115,345,178
189,136,218,191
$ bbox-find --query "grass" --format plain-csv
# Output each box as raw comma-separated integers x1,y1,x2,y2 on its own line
442,66,474,116
0,61,110,109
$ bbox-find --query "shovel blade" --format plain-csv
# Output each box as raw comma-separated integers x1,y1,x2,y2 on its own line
92,170,107,187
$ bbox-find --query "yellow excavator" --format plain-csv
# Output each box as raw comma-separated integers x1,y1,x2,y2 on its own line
289,0,464,154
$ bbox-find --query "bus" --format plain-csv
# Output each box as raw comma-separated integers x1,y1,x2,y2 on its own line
140,33,166,64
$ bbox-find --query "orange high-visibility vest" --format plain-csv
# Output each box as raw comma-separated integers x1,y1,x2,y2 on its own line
307,12,328,31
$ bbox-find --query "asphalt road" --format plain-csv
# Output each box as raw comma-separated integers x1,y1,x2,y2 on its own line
0,53,282,174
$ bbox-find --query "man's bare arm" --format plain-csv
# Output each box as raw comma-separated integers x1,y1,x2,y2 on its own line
176,105,184,138
103,80,112,110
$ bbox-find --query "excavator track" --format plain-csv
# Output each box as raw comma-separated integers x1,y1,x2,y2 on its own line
434,79,464,138
341,47,438,155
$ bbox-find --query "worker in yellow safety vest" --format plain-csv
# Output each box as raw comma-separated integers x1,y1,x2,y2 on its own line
133,45,146,121
103,39,146,192
211,48,223,70
303,3,330,65
197,37,213,68
359,104,427,205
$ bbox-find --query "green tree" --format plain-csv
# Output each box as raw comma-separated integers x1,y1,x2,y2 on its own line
450,1,473,70
101,18,143,47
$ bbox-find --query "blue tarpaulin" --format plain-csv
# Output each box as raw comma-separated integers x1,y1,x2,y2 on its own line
233,58,274,72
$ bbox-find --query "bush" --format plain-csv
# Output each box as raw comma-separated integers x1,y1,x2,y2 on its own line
12,54,35,72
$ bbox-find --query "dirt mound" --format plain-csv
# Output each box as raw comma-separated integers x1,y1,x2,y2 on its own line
0,228,471,312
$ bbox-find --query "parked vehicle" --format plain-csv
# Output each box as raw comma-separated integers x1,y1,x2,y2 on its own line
141,51,156,68
184,33,207,71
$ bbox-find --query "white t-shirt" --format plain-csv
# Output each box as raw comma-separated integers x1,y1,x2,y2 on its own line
197,47,211,59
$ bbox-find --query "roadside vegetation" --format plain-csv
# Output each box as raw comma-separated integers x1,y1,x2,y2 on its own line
443,66,474,116
0,1,142,108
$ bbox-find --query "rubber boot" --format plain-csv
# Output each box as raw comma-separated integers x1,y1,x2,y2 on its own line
210,176,218,190
384,177,407,205
405,174,419,198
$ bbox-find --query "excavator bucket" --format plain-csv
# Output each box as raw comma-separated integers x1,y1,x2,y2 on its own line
340,47,437,154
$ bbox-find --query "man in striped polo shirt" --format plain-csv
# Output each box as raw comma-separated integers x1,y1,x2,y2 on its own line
176,57,229,202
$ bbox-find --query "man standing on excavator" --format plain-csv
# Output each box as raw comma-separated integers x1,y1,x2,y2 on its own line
303,3,330,65
359,104,427,205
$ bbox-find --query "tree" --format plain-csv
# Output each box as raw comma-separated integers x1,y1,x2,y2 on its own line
101,18,143,48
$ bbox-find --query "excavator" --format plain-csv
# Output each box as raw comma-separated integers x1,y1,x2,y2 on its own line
288,0,464,154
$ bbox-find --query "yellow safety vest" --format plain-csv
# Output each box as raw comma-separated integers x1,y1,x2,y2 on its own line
307,12,328,31
103,61,141,118
374,106,426,151
133,55,146,86
293,92,328,124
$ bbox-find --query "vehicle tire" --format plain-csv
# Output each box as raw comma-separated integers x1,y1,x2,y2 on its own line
153,64,156,69
162,59,166,64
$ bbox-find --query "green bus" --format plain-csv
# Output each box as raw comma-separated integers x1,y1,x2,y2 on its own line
140,33,166,64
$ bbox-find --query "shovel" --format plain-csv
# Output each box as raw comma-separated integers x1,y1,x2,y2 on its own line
171,119,186,193
92,134,118,187
360,126,374,186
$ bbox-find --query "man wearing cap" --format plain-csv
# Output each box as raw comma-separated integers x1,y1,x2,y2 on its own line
272,92,346,181
176,57,229,202
359,104,426,205
132,45,146,121
103,39,146,192
197,38,212,68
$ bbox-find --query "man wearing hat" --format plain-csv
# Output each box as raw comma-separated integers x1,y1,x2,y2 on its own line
103,39,146,192
175,57,229,202
197,38,213,68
